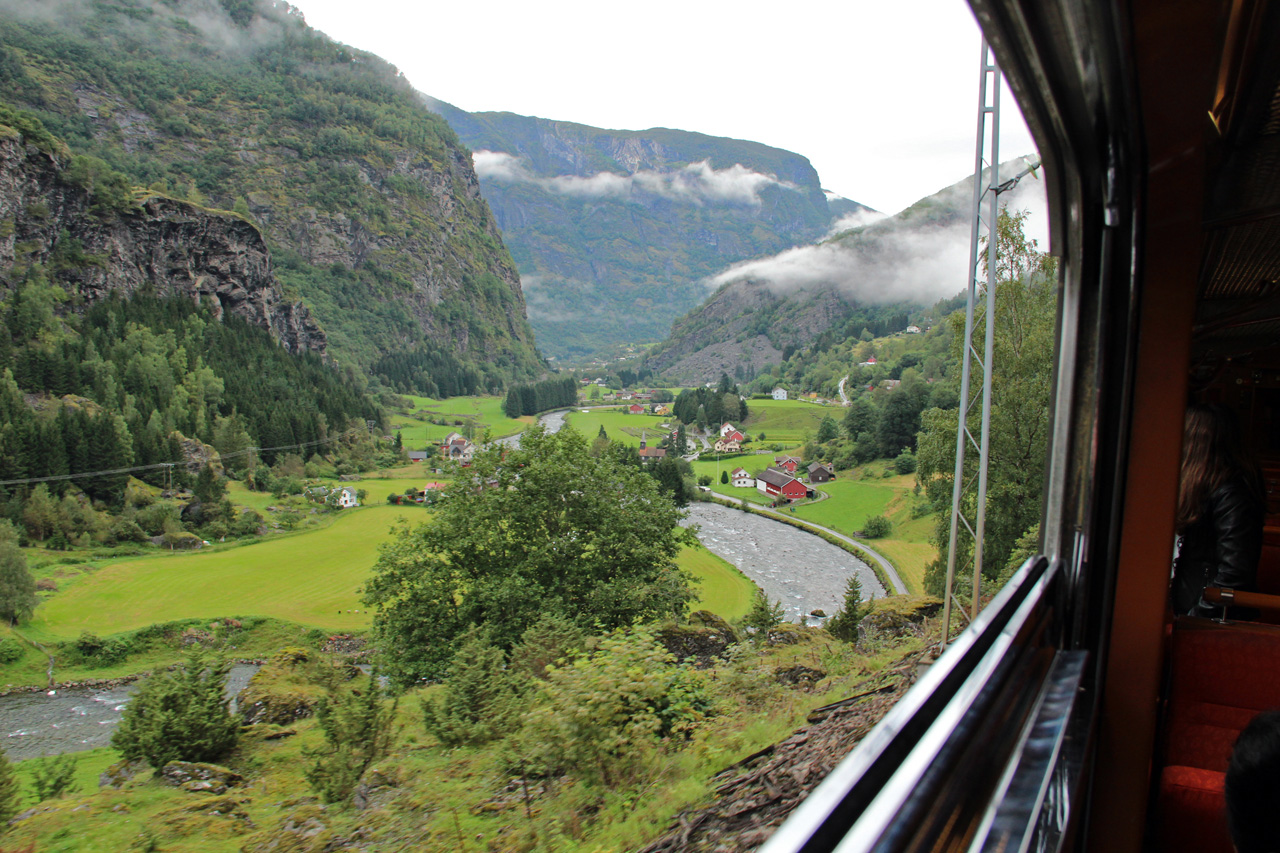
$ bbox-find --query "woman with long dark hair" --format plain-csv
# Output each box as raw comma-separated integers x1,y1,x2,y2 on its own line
1172,403,1266,616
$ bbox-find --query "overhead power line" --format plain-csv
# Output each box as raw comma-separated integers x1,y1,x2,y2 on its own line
0,426,370,488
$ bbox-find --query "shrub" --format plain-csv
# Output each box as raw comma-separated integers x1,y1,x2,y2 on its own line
28,753,79,801
0,748,20,827
0,637,24,664
863,515,892,538
69,631,132,666
510,629,711,787
111,649,240,768
894,450,918,475
826,575,866,642
741,588,785,637
303,668,398,802
422,629,516,747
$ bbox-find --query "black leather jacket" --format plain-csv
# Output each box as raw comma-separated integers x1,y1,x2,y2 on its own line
1172,474,1265,617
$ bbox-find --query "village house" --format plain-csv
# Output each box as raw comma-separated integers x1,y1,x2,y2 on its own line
638,446,667,462
328,487,360,508
719,423,746,442
756,467,810,501
906,324,922,334
772,387,788,400
441,432,475,463
406,450,430,462
714,438,741,453
880,379,902,391
304,484,330,503
628,404,645,414
808,461,835,484
858,355,878,367
774,455,802,474
731,467,754,488
652,404,671,416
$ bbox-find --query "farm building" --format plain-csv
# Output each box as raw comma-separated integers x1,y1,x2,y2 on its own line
808,462,835,483
441,432,475,463
774,455,802,474
628,404,645,414
756,467,809,500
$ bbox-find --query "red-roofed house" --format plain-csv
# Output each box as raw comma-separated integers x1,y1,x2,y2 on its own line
731,467,754,488
756,467,809,500
774,455,802,474
628,404,645,414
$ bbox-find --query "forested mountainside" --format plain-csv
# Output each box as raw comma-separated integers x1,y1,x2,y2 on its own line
0,0,543,392
644,157,1040,385
422,96,873,363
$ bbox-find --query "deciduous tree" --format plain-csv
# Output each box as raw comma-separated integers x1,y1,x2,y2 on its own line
364,425,695,684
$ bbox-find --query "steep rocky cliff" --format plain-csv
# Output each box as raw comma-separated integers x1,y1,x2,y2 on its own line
0,129,324,354
0,0,542,387
423,97,873,363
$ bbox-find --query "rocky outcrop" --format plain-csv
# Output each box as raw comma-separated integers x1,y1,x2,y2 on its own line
159,761,245,795
0,133,325,356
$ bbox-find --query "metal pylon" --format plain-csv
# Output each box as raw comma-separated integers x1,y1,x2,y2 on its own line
941,40,1002,648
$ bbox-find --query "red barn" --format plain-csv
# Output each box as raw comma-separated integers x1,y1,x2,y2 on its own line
756,467,809,500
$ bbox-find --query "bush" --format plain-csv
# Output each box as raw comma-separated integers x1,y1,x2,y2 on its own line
0,637,24,664
894,450,918,475
29,753,79,801
741,588,785,637
421,629,516,747
0,748,19,827
111,649,240,768
303,668,398,803
510,629,711,787
69,631,132,666
825,575,866,642
863,515,892,538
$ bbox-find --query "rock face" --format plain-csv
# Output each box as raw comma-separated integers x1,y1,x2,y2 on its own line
0,134,325,356
0,5,543,382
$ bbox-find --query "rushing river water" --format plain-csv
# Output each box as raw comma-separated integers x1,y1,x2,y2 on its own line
1,663,260,761
682,503,884,623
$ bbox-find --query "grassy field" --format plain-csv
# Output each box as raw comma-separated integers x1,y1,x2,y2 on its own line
391,394,534,444
681,543,755,621
794,478,896,531
19,502,757,647
563,408,674,446
24,505,416,643
742,398,838,444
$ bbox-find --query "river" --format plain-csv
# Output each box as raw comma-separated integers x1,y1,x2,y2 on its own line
682,503,884,623
1,663,260,761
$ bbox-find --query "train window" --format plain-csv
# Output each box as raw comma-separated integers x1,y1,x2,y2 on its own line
760,0,1280,852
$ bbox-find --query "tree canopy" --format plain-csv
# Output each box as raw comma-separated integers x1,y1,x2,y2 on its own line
918,207,1058,596
363,425,696,684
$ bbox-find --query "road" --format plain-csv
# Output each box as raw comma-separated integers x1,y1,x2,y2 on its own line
838,375,851,406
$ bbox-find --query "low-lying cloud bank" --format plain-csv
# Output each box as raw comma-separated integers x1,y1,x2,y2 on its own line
472,151,798,207
707,164,1048,307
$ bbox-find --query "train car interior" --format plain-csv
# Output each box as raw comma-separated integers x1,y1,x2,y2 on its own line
755,0,1280,851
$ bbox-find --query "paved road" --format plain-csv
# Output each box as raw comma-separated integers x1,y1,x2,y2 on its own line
838,375,851,406
683,503,885,623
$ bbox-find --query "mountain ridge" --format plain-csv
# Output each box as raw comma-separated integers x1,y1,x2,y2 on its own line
422,96,874,363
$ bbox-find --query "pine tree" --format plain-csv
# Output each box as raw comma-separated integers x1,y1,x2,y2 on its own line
304,668,398,802
111,649,240,768
0,746,21,828
826,574,865,642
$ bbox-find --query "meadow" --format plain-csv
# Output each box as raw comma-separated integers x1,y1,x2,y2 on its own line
389,394,533,444
17,506,755,648
742,398,838,444
563,408,674,446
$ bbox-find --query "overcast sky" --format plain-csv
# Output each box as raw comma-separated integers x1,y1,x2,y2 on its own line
285,0,1037,216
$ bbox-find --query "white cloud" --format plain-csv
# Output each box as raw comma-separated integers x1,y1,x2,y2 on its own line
707,175,1049,306
472,151,797,206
